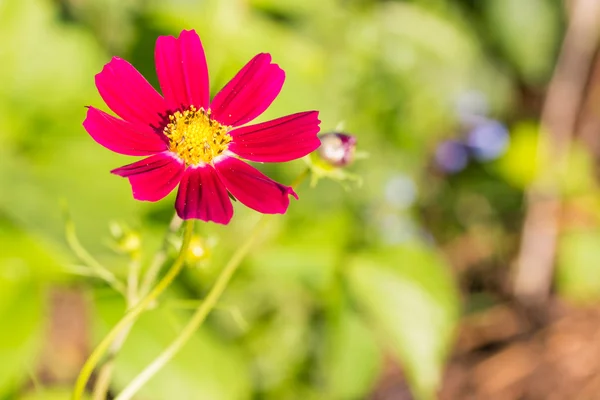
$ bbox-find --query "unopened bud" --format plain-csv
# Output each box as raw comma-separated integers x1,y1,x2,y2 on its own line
186,235,210,265
109,221,141,254
317,132,357,168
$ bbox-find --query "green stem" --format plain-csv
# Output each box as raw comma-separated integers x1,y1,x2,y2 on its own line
139,213,182,297
72,220,195,400
291,167,311,188
115,217,269,400
65,216,126,295
91,253,141,400
91,322,134,400
114,168,310,400
92,213,180,400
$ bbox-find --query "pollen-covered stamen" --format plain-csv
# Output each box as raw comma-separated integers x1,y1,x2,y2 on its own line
163,106,232,165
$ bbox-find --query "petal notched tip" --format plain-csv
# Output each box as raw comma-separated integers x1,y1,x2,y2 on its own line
287,186,299,200
178,29,199,39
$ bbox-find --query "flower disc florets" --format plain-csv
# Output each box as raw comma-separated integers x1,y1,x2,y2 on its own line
164,106,232,165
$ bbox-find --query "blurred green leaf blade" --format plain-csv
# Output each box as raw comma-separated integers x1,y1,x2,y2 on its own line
347,245,460,399
321,307,381,400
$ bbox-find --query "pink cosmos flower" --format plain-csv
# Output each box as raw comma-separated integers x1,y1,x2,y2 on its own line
83,30,320,224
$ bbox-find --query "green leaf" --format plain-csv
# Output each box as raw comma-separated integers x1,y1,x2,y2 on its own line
231,281,312,393
321,308,381,400
346,245,460,400
247,212,351,290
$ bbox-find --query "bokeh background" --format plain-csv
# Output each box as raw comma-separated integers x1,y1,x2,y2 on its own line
4,0,600,398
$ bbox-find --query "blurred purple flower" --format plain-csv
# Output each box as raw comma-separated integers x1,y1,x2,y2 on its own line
466,120,509,161
435,140,469,173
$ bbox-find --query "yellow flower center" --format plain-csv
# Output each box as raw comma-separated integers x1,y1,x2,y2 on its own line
163,106,232,165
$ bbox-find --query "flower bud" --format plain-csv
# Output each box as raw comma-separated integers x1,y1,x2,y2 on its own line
317,132,357,168
186,235,211,265
109,221,141,254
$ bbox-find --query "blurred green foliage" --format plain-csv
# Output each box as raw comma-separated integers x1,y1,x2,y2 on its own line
3,0,593,399
348,247,458,399
96,295,251,400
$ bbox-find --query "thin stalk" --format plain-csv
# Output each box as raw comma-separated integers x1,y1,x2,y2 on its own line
92,254,141,400
91,213,180,400
91,323,134,400
139,214,182,297
72,220,195,400
115,217,269,400
65,216,126,295
290,167,310,189
114,168,310,400
126,254,141,307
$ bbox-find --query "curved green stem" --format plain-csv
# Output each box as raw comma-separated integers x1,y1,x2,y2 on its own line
65,214,126,295
72,220,195,400
92,253,141,400
91,322,133,400
290,167,310,189
114,168,310,400
139,213,182,297
115,217,268,400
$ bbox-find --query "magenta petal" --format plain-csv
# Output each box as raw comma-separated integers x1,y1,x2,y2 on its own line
111,153,184,201
95,57,167,129
214,156,297,214
83,107,167,156
210,53,285,127
228,111,321,162
155,30,210,112
175,165,233,223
